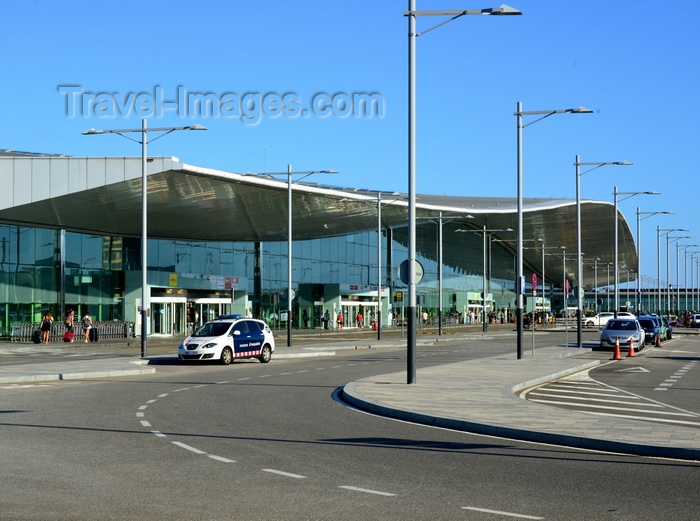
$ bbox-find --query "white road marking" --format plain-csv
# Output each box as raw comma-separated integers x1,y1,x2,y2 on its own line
527,398,695,416
208,455,235,463
152,431,166,437
216,381,229,384
136,412,144,417
138,405,148,410
338,486,396,497
158,393,169,397
173,387,190,392
172,441,206,454
140,420,151,427
262,469,307,479
147,399,157,403
462,506,543,519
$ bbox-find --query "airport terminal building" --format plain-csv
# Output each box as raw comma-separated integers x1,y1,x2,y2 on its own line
0,150,639,338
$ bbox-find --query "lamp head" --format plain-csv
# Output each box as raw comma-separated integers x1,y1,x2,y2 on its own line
491,4,523,15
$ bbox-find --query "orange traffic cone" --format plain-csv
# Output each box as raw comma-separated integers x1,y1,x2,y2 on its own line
655,333,661,347
612,336,621,360
627,339,636,357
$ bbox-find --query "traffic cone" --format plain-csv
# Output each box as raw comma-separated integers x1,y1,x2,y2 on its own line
627,339,636,357
612,336,621,360
655,333,661,347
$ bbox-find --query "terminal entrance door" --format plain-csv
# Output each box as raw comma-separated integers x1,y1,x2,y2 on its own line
151,297,187,336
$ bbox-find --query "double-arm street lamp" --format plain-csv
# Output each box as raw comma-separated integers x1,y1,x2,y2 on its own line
574,157,632,348
405,2,521,383
657,227,688,314
678,243,700,312
514,105,591,359
245,166,337,347
456,226,513,332
612,188,658,317
666,234,693,316
83,119,207,358
636,209,673,313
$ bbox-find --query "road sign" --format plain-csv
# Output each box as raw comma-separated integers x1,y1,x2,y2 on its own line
532,274,537,292
398,259,424,285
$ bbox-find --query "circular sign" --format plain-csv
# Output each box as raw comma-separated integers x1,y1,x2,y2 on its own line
281,288,296,301
398,259,424,285
531,274,538,291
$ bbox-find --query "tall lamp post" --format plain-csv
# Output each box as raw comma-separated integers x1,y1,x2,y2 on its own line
431,212,473,335
574,157,631,348
666,234,692,316
515,105,592,359
636,209,673,314
677,244,700,314
456,226,513,332
83,119,207,358
657,227,688,314
684,249,700,311
612,188,658,317
405,3,521,383
246,167,337,347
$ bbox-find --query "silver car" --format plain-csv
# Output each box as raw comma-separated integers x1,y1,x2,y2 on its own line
599,318,645,351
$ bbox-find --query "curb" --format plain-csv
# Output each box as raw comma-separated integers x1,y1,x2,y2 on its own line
341,361,700,462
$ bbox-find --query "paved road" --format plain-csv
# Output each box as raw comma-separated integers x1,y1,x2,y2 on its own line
1,328,699,519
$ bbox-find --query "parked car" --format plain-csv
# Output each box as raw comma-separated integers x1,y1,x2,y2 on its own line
584,312,614,327
637,315,662,346
599,318,645,351
178,317,275,365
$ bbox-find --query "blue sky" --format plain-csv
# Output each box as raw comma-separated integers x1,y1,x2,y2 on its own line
2,1,699,287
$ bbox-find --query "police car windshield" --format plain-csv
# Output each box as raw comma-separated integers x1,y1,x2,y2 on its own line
193,322,231,337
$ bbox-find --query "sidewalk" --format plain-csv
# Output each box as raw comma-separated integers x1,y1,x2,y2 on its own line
1,328,699,461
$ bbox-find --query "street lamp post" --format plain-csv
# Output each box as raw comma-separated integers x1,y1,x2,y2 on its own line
613,188,658,317
636,209,673,314
83,119,207,358
684,249,700,311
456,227,513,332
246,167,337,347
677,244,700,314
667,234,692,316
515,105,591,358
405,3,521,383
432,213,472,335
574,157,632,348
657,227,688,315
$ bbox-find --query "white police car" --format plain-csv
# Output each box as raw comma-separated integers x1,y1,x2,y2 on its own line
178,315,275,365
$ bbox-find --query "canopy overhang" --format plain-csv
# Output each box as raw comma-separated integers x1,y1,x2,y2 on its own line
0,155,637,289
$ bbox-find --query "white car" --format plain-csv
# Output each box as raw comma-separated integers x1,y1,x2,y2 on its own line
584,312,614,327
178,317,275,365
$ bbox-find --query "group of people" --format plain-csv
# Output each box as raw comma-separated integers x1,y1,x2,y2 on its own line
320,310,364,331
40,308,93,343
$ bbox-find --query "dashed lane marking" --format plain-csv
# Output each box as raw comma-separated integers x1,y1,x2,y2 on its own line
262,469,307,479
462,506,544,519
338,486,396,497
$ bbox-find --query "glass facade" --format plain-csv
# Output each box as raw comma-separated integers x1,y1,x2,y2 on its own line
4,220,680,338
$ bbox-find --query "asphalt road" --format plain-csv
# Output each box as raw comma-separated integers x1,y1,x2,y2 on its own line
1,332,699,520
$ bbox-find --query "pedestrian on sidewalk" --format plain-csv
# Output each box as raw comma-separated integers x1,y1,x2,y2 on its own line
356,311,363,331
81,310,93,343
41,311,53,344
64,308,75,342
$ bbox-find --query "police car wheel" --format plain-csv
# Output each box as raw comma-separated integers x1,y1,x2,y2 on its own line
258,345,272,364
220,347,233,365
